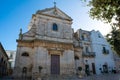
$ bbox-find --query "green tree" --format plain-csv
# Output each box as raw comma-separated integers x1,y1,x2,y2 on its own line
106,25,120,55
88,0,120,55
89,0,120,26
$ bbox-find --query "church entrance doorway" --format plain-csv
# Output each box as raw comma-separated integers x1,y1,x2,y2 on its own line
51,55,60,74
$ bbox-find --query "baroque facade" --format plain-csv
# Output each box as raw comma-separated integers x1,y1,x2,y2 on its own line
14,6,116,79
14,6,83,78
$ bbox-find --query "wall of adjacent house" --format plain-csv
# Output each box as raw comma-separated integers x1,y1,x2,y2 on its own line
0,43,9,77
6,50,16,69
90,30,115,74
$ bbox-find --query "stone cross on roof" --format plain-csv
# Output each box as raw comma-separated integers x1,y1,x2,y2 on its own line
54,1,56,8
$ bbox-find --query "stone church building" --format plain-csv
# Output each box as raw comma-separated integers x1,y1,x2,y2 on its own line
14,6,84,78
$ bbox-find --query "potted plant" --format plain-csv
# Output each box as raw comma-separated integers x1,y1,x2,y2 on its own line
78,66,83,78
78,67,82,71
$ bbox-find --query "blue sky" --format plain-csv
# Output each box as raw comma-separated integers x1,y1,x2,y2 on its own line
0,0,111,50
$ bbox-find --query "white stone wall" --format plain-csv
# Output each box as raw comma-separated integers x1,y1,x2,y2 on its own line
14,47,33,77
23,14,73,43
83,58,95,71
14,46,77,76
60,50,75,75
90,30,115,74
32,47,49,75
113,53,120,72
30,14,73,40
74,50,83,69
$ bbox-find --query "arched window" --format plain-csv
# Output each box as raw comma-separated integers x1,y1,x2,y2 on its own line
52,23,58,31
21,52,29,57
85,46,89,53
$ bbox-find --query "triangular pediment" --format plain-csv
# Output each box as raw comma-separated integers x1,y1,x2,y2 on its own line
36,7,72,21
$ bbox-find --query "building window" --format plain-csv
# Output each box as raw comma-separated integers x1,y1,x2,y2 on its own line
82,34,89,41
82,35,84,40
98,34,101,38
102,47,109,54
103,47,107,53
21,52,29,57
52,23,58,31
86,46,89,53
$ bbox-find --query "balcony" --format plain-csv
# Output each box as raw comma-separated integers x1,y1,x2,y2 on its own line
82,52,96,57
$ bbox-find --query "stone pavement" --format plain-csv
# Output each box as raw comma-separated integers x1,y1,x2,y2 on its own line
84,73,120,80
1,73,120,80
42,73,120,80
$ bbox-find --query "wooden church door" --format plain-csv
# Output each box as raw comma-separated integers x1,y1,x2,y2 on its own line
51,55,60,74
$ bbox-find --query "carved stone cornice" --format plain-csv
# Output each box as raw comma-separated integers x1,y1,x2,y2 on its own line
17,39,74,50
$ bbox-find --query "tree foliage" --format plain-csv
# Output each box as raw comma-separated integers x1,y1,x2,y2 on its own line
88,0,120,55
89,0,120,26
106,25,120,55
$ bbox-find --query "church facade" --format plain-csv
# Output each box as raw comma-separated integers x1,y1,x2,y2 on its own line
14,6,116,79
14,6,83,78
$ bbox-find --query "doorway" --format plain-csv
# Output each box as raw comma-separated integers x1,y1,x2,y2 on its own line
51,55,60,74
92,63,96,74
103,64,108,73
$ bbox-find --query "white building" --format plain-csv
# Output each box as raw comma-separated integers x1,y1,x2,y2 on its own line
90,30,115,74
76,29,116,75
6,50,16,69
